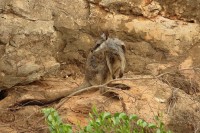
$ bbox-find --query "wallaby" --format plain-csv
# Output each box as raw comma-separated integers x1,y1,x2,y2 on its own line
92,34,126,79
68,33,126,95
53,35,126,109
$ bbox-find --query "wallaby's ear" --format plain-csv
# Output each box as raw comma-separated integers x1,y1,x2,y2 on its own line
121,45,126,53
105,31,109,39
101,31,109,40
101,33,107,40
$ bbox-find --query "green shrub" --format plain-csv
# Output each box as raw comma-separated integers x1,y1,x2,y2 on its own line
42,107,172,133
42,108,72,133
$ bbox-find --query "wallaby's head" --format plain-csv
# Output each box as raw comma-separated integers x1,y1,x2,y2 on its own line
110,38,126,53
91,32,126,55
91,33,108,52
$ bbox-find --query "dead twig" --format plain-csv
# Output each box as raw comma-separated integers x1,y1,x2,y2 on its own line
54,76,157,110
167,87,179,114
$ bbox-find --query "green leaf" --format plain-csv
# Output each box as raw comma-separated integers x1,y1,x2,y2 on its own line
114,112,120,118
155,116,159,121
111,117,116,125
42,107,171,133
136,119,143,126
96,118,101,125
92,107,98,116
119,113,127,119
52,120,57,128
160,121,164,128
42,108,52,117
85,125,93,132
167,131,172,133
63,124,72,130
129,114,138,120
148,123,157,128
156,129,161,133
89,113,93,119
53,111,59,117
102,112,111,120
114,117,120,125
142,121,147,128
48,115,53,122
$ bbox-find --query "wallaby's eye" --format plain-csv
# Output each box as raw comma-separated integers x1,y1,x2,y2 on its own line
96,43,100,47
91,43,101,52
121,45,126,53
94,43,101,49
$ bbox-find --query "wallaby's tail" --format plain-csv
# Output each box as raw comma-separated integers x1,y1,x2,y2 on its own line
71,81,91,94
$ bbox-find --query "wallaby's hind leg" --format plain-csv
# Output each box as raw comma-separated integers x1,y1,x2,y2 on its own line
106,55,115,79
119,70,124,78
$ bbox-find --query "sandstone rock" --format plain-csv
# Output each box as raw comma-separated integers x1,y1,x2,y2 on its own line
0,127,17,133
106,15,200,57
142,1,161,18
126,41,157,57
17,62,41,76
53,0,89,30
0,0,200,90
156,0,200,23
0,12,59,88
4,0,52,21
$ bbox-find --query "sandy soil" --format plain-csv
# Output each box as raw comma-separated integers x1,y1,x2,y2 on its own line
0,68,200,133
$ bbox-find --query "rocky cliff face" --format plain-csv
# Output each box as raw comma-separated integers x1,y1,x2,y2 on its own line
0,0,200,89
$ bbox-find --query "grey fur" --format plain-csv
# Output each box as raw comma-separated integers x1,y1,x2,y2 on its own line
72,34,126,94
93,37,126,79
